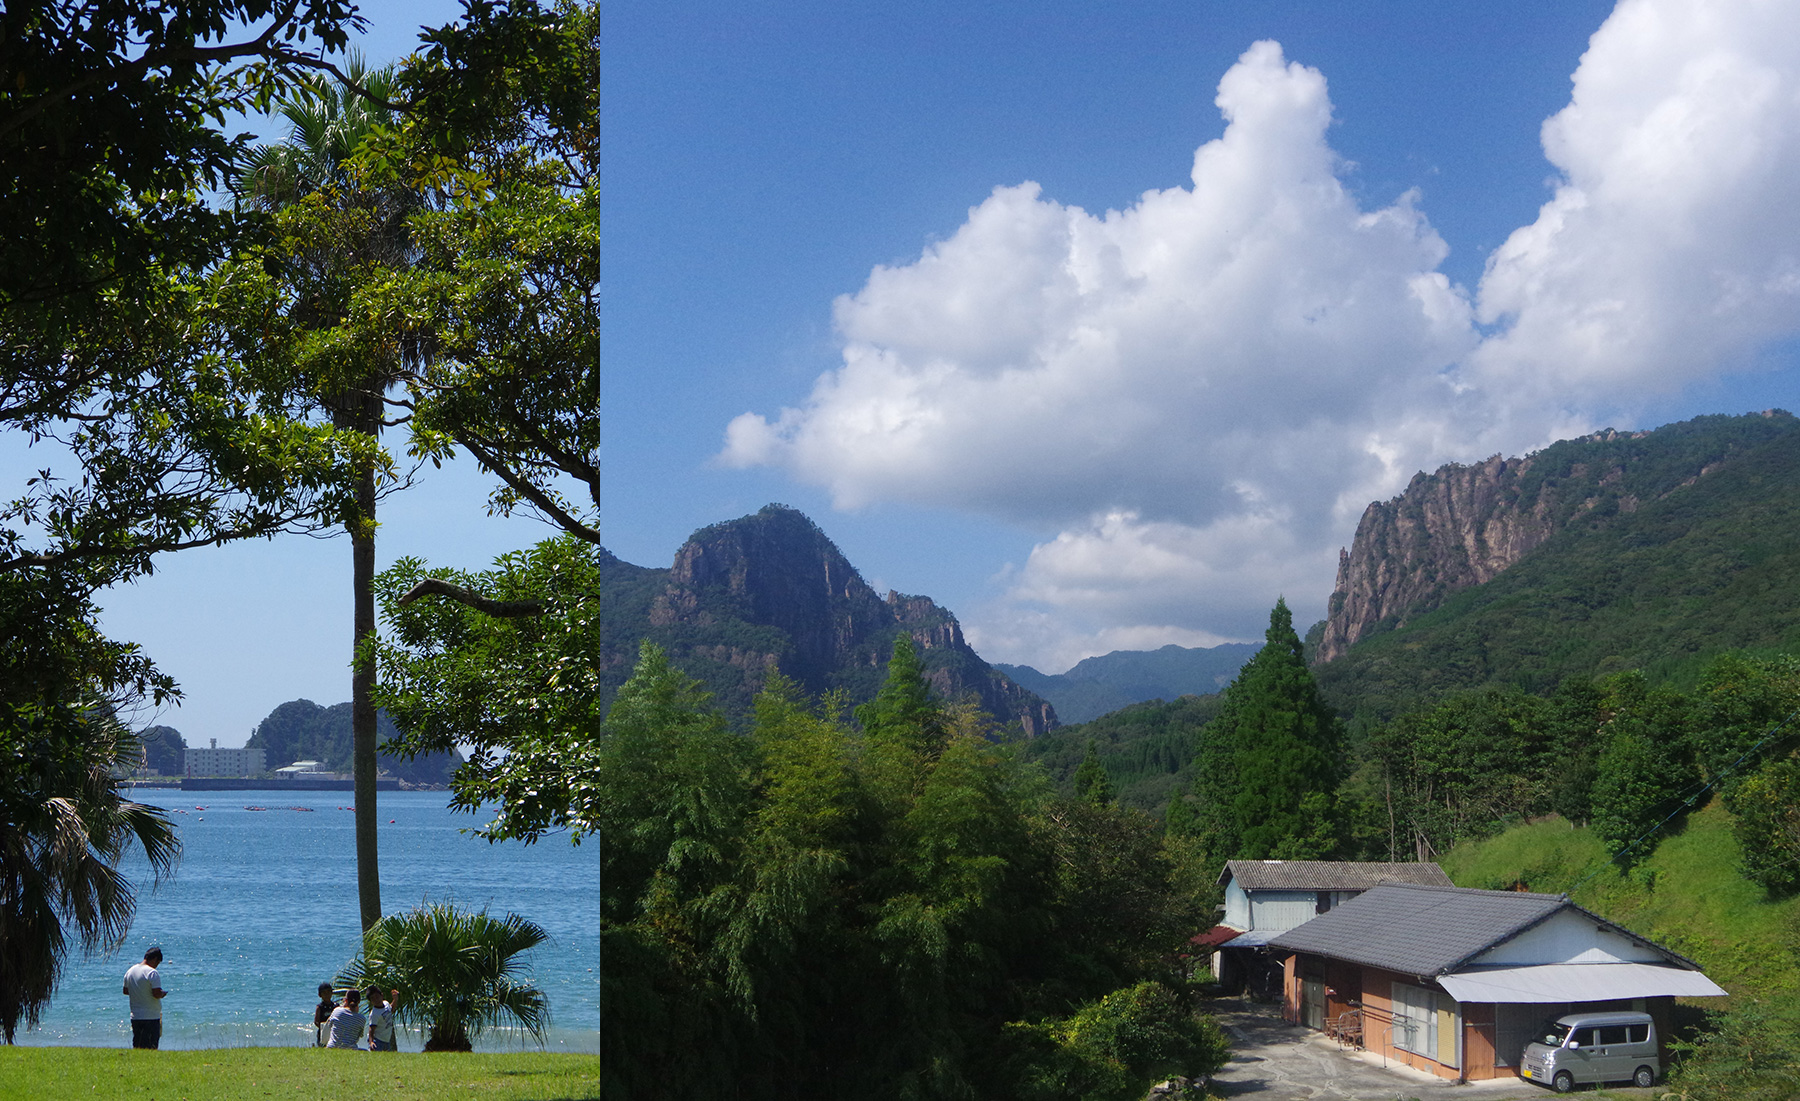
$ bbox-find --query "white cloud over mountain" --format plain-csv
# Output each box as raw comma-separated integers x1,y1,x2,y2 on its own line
721,0,1800,672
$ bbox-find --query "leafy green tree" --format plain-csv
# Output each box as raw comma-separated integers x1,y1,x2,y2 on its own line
1691,653,1800,794
366,0,599,541
1,0,360,320
371,537,599,842
1074,740,1116,806
1193,599,1342,859
1363,687,1554,861
1589,675,1697,863
340,901,549,1052
1728,756,1800,896
0,706,179,1042
596,644,1219,1100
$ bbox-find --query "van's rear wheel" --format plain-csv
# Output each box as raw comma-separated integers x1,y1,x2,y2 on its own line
1634,1065,1655,1087
1552,1070,1575,1093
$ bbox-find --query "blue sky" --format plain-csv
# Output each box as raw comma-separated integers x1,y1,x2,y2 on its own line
606,0,1800,675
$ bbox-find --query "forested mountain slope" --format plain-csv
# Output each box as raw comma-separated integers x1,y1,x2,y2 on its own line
996,642,1255,723
1315,412,1800,722
600,504,1057,732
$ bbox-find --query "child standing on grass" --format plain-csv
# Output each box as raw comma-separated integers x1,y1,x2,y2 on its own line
365,986,400,1051
312,982,335,1047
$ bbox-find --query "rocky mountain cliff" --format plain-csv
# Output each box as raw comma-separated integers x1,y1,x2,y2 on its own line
603,504,1057,734
1316,411,1799,663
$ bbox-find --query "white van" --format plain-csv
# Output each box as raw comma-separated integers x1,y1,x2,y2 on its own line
1519,1011,1658,1092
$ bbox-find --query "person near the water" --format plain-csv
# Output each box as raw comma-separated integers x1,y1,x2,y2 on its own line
312,981,336,1046
324,988,366,1049
365,986,400,1051
122,946,167,1049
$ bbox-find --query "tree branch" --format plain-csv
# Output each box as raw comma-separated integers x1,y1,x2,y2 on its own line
397,577,543,618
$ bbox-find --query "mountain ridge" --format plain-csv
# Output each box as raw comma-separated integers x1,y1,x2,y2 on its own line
602,504,1057,733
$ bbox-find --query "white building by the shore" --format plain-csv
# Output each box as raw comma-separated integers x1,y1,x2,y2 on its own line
184,739,266,777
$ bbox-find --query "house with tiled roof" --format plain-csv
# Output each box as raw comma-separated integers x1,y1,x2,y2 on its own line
1204,860,1453,995
1266,883,1726,1082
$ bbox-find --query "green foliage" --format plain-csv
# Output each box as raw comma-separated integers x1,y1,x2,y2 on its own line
340,902,550,1052
857,633,945,757
1020,694,1222,816
371,537,598,840
598,644,1215,1100
1003,982,1229,1101
1074,740,1116,805
1191,600,1342,859
1665,1002,1800,1101
1588,675,1699,862
136,726,187,777
1728,757,1800,896
1357,687,1557,861
0,0,358,318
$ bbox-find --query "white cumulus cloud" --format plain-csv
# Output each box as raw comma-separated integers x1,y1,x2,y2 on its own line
724,3,1800,672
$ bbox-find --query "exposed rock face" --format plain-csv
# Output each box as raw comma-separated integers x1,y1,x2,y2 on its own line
1315,412,1798,663
610,504,1058,735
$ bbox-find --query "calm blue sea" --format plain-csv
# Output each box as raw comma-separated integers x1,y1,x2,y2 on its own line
17,788,599,1053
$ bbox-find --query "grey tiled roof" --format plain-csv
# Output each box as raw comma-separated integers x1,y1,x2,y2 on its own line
1266,884,1566,977
1220,859,1455,892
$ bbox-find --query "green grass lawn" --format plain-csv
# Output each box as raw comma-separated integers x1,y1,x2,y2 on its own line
0,1047,600,1101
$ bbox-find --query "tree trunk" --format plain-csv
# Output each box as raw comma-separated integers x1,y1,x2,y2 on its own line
354,457,381,932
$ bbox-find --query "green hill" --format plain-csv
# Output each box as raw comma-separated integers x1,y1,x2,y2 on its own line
245,699,463,787
1316,416,1800,723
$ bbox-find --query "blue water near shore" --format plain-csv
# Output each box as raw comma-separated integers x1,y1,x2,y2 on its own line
17,788,599,1053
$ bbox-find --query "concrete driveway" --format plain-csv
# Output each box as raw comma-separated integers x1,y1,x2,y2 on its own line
1204,1005,1659,1101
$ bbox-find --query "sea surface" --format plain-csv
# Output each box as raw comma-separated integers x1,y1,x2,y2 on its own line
17,788,599,1053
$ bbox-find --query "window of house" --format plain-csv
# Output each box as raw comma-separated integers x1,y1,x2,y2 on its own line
1391,982,1438,1058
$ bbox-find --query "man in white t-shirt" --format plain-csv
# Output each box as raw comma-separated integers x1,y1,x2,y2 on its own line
122,946,167,1049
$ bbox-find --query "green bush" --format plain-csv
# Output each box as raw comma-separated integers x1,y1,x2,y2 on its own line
1004,982,1229,1101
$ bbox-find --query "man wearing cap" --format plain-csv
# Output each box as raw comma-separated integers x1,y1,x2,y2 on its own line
122,947,167,1049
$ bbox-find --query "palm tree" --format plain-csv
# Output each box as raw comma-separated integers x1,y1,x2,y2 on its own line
0,709,180,1042
241,55,417,931
340,902,550,1051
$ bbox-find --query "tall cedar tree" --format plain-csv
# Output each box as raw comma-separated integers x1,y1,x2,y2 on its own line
1191,599,1341,859
1074,740,1116,805
856,634,945,757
